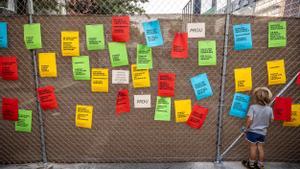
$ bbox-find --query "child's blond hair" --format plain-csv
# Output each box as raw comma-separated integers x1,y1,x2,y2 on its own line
253,87,273,106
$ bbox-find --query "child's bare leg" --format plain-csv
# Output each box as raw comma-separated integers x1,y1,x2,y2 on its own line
257,143,264,166
249,143,257,161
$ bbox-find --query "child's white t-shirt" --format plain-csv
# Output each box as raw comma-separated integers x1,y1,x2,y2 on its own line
247,104,273,136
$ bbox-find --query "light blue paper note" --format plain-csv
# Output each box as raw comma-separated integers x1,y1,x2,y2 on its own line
0,22,8,48
233,23,252,51
142,20,164,47
229,93,250,119
190,73,213,100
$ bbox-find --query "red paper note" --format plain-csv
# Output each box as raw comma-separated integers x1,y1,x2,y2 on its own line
1,56,18,80
186,104,208,129
171,32,188,58
116,89,130,115
158,73,176,97
296,72,300,85
0,57,2,77
37,85,58,110
273,97,292,121
112,16,130,42
2,97,18,121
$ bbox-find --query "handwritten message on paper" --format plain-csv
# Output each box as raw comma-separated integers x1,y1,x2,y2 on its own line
190,73,213,100
91,68,109,92
267,59,286,85
175,99,191,123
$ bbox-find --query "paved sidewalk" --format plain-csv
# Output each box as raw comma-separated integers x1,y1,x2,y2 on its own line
1,162,300,169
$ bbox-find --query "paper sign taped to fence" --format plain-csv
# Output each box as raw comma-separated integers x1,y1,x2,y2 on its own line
190,73,213,100
108,42,129,67
267,59,286,85
0,22,8,48
187,22,205,38
268,21,286,48
24,23,42,49
131,64,150,88
38,53,57,77
171,32,188,58
273,97,292,121
112,70,129,84
2,97,18,121
187,104,208,129
112,16,130,42
76,105,93,129
116,89,130,115
72,56,90,80
154,96,171,121
297,73,300,86
61,31,80,56
37,85,58,110
142,20,164,47
15,109,32,132
283,104,300,127
91,68,109,92
234,67,252,92
86,24,105,50
198,40,216,66
134,95,151,108
158,73,176,97
1,56,18,80
175,99,191,123
233,23,252,51
137,44,153,69
229,93,250,119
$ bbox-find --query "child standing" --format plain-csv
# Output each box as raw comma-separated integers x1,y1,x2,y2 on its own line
242,87,273,169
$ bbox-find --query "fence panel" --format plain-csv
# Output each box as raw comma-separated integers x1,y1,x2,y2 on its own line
0,16,41,164
222,15,300,162
32,15,224,162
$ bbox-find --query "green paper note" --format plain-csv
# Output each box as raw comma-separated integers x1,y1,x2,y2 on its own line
108,42,129,67
15,109,32,133
72,56,90,80
24,23,42,49
86,24,105,50
268,21,287,48
154,96,171,121
136,44,153,69
198,40,216,66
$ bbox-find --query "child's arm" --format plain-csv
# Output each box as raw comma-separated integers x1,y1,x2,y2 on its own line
245,116,252,131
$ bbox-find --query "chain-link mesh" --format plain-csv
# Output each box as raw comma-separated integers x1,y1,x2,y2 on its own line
0,16,41,164
221,16,300,162
0,0,299,164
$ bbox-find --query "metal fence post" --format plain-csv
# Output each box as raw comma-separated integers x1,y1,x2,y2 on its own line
215,0,232,163
27,0,48,166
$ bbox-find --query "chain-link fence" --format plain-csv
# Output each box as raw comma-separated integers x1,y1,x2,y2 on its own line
0,0,299,165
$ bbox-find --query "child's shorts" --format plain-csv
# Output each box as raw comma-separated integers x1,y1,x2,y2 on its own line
246,131,265,144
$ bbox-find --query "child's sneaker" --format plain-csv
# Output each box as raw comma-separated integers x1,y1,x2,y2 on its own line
242,160,257,169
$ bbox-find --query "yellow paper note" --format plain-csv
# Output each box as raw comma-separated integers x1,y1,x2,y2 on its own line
131,64,150,88
267,59,286,85
234,67,252,92
61,31,80,56
75,105,93,129
38,53,57,77
91,68,109,92
175,99,192,123
283,104,300,127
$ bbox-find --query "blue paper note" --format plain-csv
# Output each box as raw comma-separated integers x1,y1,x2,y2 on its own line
190,73,213,100
233,23,252,51
229,93,250,119
142,20,164,47
0,22,8,48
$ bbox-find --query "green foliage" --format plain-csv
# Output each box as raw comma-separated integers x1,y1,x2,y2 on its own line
31,0,148,15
